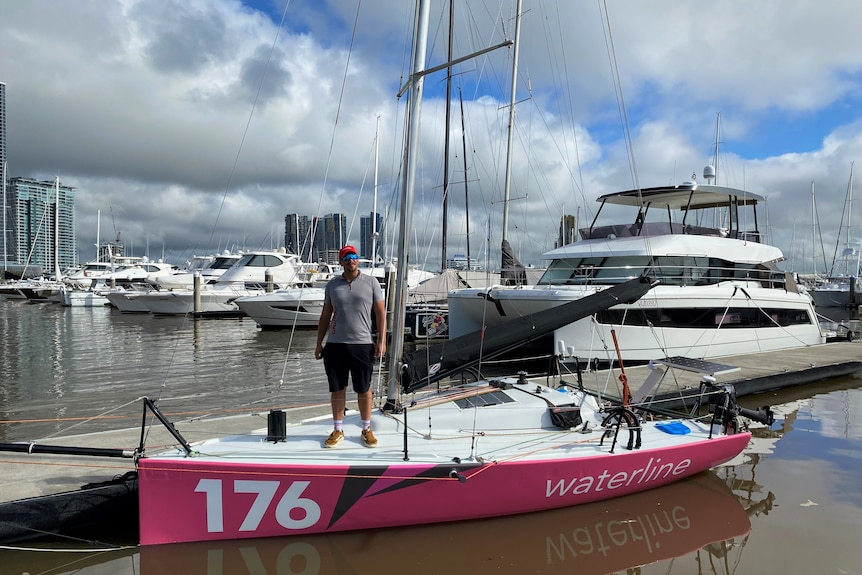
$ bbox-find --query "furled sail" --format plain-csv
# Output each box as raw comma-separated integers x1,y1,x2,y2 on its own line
500,239,527,286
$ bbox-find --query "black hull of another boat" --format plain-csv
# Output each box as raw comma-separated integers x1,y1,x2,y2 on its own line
0,471,138,544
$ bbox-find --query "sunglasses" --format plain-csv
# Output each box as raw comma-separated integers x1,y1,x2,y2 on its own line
341,254,359,262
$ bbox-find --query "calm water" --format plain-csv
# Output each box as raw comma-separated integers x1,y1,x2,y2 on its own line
2,297,862,574
0,298,332,443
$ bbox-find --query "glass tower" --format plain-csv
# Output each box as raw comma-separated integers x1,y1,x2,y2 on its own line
7,177,77,276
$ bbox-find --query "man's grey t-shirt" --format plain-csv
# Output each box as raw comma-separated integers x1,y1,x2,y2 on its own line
323,273,385,344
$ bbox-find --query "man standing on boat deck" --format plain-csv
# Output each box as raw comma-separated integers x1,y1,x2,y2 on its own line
315,245,386,448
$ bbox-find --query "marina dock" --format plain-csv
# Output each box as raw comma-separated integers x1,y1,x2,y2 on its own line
567,339,862,411
0,403,331,503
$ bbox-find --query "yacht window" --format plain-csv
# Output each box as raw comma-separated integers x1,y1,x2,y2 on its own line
596,306,813,328
537,258,583,284
650,256,714,286
651,256,685,286
591,256,648,282
235,254,255,268
210,257,237,269
188,258,211,271
538,256,649,285
235,254,285,268
264,254,285,268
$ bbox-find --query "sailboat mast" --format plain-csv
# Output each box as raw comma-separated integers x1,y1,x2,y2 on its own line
372,115,380,272
500,0,522,248
440,0,454,272
849,161,856,276
387,0,431,404
847,161,854,275
811,182,817,275
459,89,471,268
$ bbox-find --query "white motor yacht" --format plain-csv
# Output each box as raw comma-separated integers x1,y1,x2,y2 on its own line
105,253,242,313
236,262,437,329
155,252,242,290
97,261,178,311
234,286,327,328
137,250,303,315
448,169,824,364
62,258,178,308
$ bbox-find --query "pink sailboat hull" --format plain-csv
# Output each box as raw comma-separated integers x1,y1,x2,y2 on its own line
139,432,749,545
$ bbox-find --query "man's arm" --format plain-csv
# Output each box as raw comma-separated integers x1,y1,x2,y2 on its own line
373,299,387,358
315,302,334,360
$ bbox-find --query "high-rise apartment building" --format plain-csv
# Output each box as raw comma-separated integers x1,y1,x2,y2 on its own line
557,214,577,248
283,212,356,263
284,213,312,261
1,82,9,269
2,83,80,278
360,212,384,261
315,213,346,263
6,177,77,276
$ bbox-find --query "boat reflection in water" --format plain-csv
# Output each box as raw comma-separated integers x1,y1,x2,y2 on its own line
140,470,749,575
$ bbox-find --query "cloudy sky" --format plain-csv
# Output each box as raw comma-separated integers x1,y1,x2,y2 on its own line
2,0,861,274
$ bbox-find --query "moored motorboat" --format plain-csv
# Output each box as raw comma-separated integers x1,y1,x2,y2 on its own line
234,286,327,328
155,252,242,290
104,288,152,313
236,265,438,329
811,277,862,308
61,286,111,307
137,250,303,315
449,174,824,364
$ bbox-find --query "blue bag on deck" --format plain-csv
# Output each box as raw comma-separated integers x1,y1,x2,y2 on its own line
655,421,691,435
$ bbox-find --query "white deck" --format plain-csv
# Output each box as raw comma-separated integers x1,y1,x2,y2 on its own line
146,378,718,468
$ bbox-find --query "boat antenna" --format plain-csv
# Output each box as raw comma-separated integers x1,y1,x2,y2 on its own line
708,111,721,185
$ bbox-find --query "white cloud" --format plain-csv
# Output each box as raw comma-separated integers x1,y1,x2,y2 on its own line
2,0,861,272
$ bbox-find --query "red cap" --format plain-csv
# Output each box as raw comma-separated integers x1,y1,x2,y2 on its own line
338,245,358,260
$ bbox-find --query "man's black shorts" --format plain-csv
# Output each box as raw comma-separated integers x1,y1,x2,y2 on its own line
322,342,374,393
